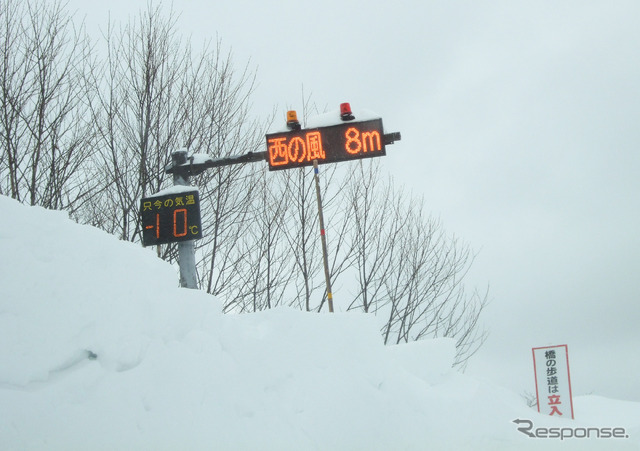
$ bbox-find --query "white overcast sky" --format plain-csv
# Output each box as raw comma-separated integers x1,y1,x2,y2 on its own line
69,0,640,401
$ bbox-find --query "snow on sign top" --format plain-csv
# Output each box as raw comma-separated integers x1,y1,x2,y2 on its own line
146,184,199,198
188,153,215,166
305,107,382,129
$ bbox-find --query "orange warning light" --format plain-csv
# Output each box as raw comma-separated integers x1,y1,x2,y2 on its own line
286,110,301,130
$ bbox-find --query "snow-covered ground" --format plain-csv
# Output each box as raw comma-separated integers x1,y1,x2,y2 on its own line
1,195,638,450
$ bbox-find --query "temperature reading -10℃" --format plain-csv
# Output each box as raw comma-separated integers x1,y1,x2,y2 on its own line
140,190,202,246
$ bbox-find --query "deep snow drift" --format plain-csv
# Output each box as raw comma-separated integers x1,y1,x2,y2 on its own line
0,195,638,450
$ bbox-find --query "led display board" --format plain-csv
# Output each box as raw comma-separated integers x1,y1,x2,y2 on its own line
266,118,386,170
140,190,202,246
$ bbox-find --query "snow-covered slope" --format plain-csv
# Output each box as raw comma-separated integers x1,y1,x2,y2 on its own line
0,195,638,450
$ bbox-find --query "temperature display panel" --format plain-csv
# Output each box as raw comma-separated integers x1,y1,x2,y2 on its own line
140,190,202,246
266,118,386,170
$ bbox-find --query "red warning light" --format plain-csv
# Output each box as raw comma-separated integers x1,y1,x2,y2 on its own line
340,102,353,119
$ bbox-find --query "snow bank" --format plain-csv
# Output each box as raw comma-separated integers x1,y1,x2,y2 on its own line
0,195,638,450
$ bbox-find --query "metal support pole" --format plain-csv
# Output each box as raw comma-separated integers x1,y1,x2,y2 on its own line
313,160,334,313
172,150,198,289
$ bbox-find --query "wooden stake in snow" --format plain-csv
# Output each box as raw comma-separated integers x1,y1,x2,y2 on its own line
313,159,334,313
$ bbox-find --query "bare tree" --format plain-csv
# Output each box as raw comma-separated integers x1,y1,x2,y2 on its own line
273,163,354,312
87,4,193,240
189,47,266,300
195,163,260,299
0,0,30,199
0,0,95,213
346,160,408,313
86,0,264,289
221,167,293,313
372,196,488,369
276,166,322,311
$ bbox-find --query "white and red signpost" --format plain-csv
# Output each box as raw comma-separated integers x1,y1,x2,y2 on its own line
532,344,575,419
